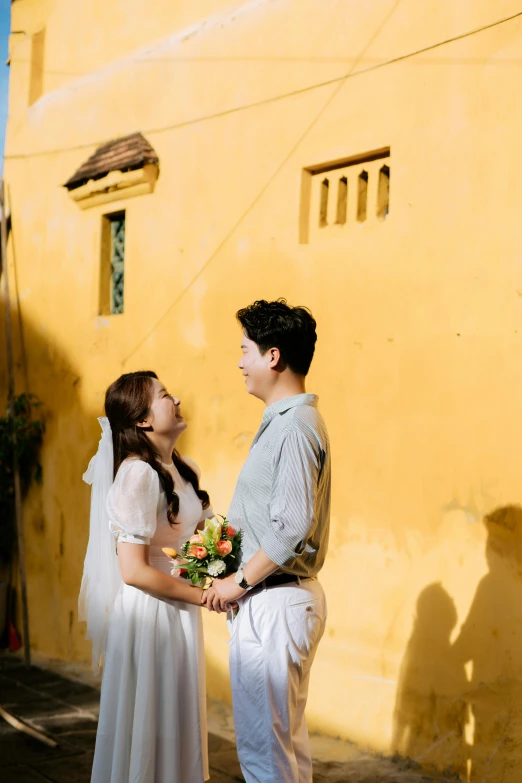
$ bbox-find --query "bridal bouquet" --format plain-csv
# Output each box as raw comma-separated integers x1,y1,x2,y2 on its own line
162,515,242,588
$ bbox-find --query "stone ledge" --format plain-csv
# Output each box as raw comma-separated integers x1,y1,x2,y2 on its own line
66,163,158,210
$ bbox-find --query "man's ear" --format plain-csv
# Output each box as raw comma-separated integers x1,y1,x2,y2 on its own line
267,347,283,370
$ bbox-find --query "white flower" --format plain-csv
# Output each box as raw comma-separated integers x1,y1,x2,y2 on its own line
207,559,226,577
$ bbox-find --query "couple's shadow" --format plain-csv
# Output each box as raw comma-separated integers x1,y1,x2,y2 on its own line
393,505,522,782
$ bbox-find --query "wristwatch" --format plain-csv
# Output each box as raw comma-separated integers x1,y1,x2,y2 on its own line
234,568,253,591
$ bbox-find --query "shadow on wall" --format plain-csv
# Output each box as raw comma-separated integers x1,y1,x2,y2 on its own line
0,305,97,659
393,506,522,782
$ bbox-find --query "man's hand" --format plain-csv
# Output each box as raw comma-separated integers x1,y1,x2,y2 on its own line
202,576,246,613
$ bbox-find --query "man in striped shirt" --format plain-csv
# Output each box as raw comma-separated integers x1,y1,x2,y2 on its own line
203,299,331,783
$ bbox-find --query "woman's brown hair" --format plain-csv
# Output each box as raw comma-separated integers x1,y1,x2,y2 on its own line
104,371,210,524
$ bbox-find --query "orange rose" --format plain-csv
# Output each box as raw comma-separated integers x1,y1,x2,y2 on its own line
226,526,237,538
189,545,208,560
216,540,232,556
162,547,178,558
189,534,204,544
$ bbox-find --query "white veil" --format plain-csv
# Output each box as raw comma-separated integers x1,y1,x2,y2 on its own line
78,416,122,674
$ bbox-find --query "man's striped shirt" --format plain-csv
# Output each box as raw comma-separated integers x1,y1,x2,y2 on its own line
228,393,331,578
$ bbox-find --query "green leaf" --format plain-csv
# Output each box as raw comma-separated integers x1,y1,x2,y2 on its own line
0,393,45,565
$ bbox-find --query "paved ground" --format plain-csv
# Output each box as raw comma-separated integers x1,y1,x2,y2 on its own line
0,652,459,782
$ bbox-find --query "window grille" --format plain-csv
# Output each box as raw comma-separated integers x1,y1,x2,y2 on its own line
99,211,126,316
300,148,390,243
110,216,125,314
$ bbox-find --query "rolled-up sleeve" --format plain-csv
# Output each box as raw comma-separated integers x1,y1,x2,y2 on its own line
261,426,319,567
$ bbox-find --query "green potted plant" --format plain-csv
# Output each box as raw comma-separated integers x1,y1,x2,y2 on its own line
0,393,45,644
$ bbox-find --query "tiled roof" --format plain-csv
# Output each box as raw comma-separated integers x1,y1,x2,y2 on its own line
64,132,159,190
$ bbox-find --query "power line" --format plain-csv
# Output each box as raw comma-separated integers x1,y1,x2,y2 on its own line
121,0,404,365
11,53,522,68
5,7,522,163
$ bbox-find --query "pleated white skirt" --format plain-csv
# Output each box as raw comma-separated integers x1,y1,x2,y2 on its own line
91,583,208,783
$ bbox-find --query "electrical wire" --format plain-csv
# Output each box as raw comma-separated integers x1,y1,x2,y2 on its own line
5,8,522,162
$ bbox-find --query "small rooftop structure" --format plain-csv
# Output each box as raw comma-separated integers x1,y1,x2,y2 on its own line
64,132,159,209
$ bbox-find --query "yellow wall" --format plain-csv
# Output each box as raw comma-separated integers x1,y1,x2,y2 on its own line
4,1,522,779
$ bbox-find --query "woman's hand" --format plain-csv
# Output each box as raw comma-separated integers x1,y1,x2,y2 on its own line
117,542,206,606
202,577,246,613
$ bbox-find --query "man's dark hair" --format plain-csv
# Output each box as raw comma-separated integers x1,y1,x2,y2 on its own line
236,299,317,376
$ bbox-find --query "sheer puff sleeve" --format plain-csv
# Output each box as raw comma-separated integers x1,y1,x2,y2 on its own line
106,459,160,545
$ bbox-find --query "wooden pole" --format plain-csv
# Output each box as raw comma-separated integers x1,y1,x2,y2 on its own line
0,180,31,666
0,706,58,747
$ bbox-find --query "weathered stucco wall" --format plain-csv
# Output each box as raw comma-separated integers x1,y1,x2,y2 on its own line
4,1,522,779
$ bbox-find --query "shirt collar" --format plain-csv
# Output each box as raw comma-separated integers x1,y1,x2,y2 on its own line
260,393,318,429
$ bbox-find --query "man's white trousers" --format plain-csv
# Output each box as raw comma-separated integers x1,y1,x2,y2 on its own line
228,579,327,783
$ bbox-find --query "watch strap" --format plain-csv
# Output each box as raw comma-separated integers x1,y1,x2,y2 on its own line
235,568,252,590
239,574,251,590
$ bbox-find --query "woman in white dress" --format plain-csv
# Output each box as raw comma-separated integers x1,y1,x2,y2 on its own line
79,370,213,783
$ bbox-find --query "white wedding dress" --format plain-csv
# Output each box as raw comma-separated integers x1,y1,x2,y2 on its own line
90,457,213,783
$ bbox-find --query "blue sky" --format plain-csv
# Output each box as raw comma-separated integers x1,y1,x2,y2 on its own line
0,1,10,171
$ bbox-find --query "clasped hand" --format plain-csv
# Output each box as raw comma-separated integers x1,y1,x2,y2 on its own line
201,575,245,613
